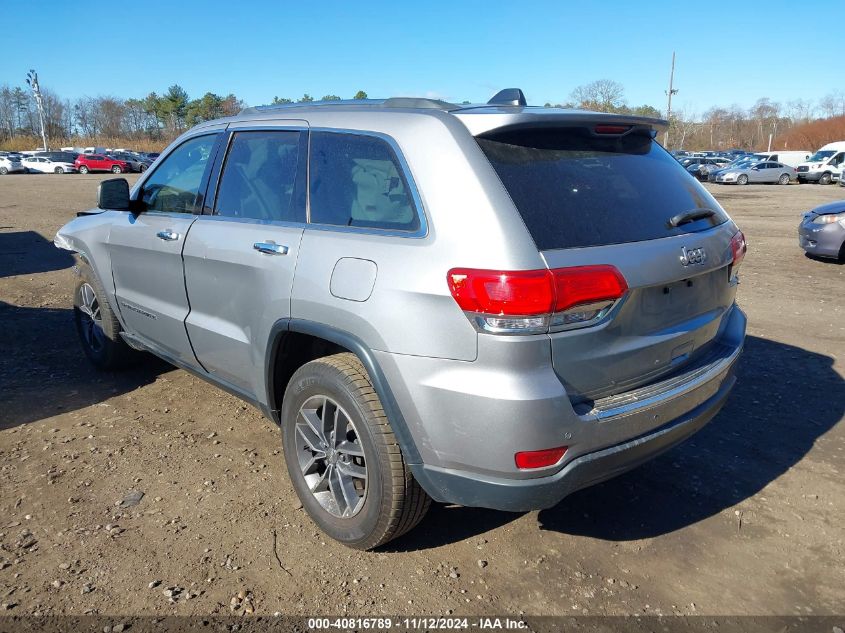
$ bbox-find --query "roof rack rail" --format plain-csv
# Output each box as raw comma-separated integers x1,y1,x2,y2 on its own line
239,97,459,116
381,97,457,110
239,99,382,115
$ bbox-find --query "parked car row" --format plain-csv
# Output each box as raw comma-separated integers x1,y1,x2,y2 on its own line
676,143,845,186
0,149,158,175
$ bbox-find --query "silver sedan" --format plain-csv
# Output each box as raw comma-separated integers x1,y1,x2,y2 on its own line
715,161,796,185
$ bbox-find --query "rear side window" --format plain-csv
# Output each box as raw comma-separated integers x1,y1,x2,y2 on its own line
309,132,420,232
215,130,306,223
477,128,728,250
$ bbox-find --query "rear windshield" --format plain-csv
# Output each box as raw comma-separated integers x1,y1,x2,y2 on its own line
477,127,728,250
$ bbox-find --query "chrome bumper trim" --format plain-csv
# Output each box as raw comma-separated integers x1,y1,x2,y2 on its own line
590,344,742,422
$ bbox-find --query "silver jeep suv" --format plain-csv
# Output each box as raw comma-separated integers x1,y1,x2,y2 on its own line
55,89,747,549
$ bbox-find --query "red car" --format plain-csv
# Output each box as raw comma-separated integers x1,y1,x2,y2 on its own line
74,154,129,174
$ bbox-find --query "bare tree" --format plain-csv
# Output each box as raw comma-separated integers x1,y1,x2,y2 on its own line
570,79,626,112
787,99,815,125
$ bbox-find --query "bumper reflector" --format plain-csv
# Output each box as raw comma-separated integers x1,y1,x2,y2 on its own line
515,446,568,470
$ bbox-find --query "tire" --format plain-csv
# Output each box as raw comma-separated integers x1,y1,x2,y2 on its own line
54,166,63,174
778,173,790,185
737,174,749,185
139,164,147,172
0,167,7,175
111,165,123,174
819,172,832,185
281,353,431,550
78,165,89,174
73,263,135,370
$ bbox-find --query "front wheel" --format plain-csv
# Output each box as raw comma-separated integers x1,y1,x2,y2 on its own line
111,165,123,174
0,167,7,175
78,165,89,174
139,164,147,172
54,166,64,174
737,174,749,185
73,263,136,370
819,172,832,185
778,173,790,185
281,353,430,550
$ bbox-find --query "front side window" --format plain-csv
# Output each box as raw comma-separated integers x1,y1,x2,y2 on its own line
141,134,217,214
309,132,419,232
214,130,305,222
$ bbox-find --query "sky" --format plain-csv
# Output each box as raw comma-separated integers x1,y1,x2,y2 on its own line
2,0,837,115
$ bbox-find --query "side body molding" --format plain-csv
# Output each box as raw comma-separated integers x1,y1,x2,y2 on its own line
265,318,422,466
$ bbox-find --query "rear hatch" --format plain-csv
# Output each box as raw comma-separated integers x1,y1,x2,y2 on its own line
475,123,741,404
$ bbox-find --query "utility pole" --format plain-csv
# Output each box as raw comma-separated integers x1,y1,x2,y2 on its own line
26,70,48,151
664,52,678,148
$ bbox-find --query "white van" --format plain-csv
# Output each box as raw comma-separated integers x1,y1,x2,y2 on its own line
796,142,845,184
754,150,811,168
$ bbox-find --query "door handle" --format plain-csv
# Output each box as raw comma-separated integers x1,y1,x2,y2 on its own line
156,229,180,241
253,241,289,256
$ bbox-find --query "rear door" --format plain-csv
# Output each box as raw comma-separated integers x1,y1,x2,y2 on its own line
108,132,221,364
182,121,308,397
476,125,741,402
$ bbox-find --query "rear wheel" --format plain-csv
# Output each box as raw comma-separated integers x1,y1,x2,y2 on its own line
0,167,7,175
778,173,790,185
78,165,89,174
139,164,147,172
281,353,430,550
737,174,749,185
73,263,135,370
111,165,123,174
819,172,832,185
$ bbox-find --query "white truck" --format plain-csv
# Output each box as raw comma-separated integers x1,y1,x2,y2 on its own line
753,150,811,168
795,141,845,184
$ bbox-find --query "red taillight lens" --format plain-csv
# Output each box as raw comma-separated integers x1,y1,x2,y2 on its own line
515,446,568,470
447,269,554,316
594,124,631,135
730,230,747,273
551,266,628,313
447,266,627,333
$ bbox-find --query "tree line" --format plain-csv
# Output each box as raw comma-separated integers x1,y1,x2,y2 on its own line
548,79,845,151
1,77,844,152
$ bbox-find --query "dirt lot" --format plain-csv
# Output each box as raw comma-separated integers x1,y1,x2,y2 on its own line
0,174,843,618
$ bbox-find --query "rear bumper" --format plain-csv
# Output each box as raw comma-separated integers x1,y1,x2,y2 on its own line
411,371,736,511
395,305,746,511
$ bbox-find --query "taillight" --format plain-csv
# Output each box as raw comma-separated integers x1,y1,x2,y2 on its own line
729,230,747,279
515,446,568,470
447,269,554,316
594,124,631,135
447,265,627,334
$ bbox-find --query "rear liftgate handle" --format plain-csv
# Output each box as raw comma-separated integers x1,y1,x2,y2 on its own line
253,241,289,256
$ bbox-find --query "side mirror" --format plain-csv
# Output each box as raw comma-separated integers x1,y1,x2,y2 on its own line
97,178,131,211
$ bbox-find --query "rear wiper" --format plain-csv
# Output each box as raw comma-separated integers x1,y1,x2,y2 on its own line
667,208,716,228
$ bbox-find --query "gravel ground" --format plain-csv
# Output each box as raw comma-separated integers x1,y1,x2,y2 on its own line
0,173,843,617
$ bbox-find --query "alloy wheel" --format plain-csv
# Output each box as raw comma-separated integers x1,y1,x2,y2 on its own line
294,395,367,518
78,283,105,353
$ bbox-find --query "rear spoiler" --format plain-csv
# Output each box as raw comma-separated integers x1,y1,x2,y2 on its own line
454,109,668,138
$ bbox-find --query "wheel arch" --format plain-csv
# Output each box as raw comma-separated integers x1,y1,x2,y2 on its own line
265,319,422,465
